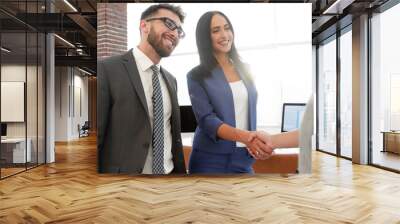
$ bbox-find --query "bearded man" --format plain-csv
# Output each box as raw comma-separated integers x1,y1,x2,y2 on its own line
97,4,186,174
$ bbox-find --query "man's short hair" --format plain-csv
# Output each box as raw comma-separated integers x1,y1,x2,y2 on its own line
141,4,185,23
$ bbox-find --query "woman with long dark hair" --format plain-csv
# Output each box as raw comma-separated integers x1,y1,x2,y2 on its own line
187,11,272,174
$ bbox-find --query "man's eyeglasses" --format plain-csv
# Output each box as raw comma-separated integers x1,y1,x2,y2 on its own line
146,17,185,39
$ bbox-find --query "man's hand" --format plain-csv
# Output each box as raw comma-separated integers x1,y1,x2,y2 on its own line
244,131,274,160
247,131,275,160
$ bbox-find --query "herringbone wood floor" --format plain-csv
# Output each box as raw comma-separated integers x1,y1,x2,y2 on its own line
1,135,400,223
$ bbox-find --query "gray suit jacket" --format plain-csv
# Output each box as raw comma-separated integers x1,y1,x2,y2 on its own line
97,50,185,174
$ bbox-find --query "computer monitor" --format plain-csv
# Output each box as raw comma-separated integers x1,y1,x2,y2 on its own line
281,103,306,132
180,106,198,133
1,123,7,137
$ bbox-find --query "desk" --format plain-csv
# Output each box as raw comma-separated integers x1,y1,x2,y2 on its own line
1,138,31,163
382,131,400,154
181,133,298,173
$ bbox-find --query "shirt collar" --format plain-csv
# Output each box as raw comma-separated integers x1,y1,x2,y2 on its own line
132,47,161,73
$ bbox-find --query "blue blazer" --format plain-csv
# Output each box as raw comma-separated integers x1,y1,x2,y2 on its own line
187,65,258,154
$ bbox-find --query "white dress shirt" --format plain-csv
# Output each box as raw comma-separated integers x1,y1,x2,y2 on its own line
132,47,174,174
229,80,249,147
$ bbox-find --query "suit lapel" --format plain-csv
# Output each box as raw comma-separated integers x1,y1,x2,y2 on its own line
121,50,150,117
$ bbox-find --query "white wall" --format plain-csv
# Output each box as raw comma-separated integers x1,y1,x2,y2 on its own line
55,66,68,141
1,63,46,164
72,72,89,138
1,65,26,141
1,65,37,138
55,67,89,141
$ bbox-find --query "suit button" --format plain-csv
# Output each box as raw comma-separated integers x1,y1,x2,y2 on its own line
143,142,150,148
177,139,181,143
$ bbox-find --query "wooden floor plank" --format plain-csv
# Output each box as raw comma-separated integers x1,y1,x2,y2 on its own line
0,135,400,223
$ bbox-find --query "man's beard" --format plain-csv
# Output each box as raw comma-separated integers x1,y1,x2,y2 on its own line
147,28,173,58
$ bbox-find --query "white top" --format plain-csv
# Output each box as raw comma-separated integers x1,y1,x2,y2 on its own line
229,80,249,147
132,47,174,174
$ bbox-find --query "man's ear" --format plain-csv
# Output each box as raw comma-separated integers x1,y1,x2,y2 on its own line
139,20,149,34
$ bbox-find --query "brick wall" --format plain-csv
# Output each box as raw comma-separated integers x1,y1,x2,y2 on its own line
94,3,127,131
97,3,127,59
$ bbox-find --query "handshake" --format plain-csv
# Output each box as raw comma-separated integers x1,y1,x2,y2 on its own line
242,131,275,160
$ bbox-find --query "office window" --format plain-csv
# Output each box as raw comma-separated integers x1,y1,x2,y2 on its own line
340,28,352,158
0,1,46,179
27,30,38,170
37,32,45,165
371,3,400,171
317,36,337,154
127,4,311,131
1,31,28,178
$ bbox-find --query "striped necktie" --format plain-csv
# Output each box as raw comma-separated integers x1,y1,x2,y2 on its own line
150,65,165,174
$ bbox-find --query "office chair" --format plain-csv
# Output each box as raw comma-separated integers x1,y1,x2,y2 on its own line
79,121,90,138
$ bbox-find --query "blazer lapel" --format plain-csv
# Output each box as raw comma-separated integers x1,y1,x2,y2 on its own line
121,50,150,117
213,67,236,128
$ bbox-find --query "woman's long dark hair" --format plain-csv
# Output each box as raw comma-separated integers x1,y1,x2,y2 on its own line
195,11,247,75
